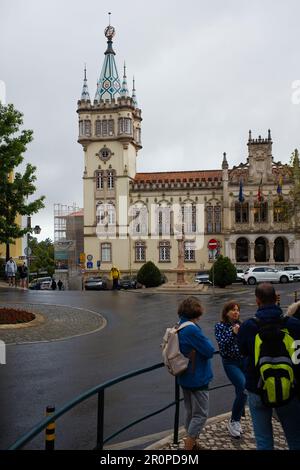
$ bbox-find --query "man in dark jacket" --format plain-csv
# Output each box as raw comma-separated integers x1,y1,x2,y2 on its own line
238,283,300,450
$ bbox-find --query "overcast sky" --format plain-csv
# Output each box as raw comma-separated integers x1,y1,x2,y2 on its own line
1,0,300,241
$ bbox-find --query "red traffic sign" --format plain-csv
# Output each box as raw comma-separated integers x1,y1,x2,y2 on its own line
208,238,218,250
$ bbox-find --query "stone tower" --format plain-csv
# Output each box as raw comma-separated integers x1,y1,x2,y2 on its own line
77,22,142,271
247,129,273,183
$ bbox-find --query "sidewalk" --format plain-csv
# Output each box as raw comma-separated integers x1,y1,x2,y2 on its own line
146,409,288,450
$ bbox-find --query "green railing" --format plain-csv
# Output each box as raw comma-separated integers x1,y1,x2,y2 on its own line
8,352,231,450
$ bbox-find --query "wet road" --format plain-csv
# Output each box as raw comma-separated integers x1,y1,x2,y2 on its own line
0,284,297,449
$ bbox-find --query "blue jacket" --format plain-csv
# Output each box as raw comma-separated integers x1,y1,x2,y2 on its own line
177,317,215,389
215,322,243,361
238,304,300,393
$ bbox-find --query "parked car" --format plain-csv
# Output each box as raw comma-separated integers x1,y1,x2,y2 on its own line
29,276,52,290
282,266,300,281
243,267,294,285
118,275,142,289
234,268,245,283
84,276,109,290
195,271,211,284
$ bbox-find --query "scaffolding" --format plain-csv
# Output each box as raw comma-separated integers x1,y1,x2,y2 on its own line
54,204,84,272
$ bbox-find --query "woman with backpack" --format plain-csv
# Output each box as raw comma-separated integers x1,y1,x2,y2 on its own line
176,297,215,450
215,301,247,439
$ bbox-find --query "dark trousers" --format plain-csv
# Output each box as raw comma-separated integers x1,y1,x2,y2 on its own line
113,278,119,290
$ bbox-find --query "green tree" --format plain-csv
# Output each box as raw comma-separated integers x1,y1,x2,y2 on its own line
209,255,236,288
137,261,162,287
0,103,45,260
28,237,55,277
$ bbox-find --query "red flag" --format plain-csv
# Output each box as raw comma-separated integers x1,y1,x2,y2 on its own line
257,177,263,202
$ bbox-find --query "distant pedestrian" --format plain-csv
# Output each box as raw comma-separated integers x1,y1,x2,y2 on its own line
5,257,17,287
177,297,215,450
18,263,28,289
110,266,120,290
57,279,63,291
238,283,300,450
51,279,57,290
215,301,247,438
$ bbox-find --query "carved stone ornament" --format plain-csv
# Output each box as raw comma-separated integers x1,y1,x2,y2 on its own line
98,147,112,162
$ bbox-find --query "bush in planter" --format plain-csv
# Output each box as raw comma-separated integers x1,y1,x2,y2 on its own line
209,255,236,288
137,261,162,288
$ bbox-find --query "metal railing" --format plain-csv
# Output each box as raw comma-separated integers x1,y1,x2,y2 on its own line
8,352,231,450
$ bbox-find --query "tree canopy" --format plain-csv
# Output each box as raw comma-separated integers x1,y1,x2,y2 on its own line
0,103,45,258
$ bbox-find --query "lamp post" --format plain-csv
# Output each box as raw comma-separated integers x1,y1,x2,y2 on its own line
26,216,41,288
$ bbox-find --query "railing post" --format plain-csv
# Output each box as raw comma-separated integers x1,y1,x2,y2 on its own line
173,379,180,445
96,389,105,450
45,405,55,450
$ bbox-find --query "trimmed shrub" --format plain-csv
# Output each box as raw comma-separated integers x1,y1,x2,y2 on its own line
137,261,162,288
209,255,236,288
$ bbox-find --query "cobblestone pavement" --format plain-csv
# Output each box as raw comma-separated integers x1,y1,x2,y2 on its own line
0,302,106,344
149,410,288,450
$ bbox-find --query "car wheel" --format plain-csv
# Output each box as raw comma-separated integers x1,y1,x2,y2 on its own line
248,277,256,285
280,275,289,284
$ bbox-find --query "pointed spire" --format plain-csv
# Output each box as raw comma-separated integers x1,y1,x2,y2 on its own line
132,76,138,107
94,16,121,103
120,62,129,98
222,152,229,170
80,64,90,101
248,130,252,142
268,129,272,141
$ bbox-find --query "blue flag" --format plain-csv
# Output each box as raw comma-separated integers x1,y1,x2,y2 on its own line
239,179,244,203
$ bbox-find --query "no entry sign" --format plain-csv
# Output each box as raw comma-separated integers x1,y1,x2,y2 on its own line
208,239,218,250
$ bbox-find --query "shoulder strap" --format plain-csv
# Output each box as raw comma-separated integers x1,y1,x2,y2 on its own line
176,321,196,332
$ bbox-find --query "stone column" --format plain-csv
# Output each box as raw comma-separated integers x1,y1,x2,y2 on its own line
230,242,236,263
289,241,295,263
250,242,255,264
269,241,274,265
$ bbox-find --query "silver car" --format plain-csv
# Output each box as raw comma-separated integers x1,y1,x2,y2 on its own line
243,267,293,285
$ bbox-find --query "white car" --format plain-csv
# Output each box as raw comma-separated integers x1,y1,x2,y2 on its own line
282,266,300,281
243,266,294,285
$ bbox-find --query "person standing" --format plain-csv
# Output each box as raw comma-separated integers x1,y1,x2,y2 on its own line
57,279,63,291
51,279,57,290
5,257,17,287
215,301,247,438
238,283,300,450
110,266,120,290
177,296,215,450
18,263,28,289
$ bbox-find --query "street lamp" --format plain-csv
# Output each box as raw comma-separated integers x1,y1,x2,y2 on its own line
26,216,41,287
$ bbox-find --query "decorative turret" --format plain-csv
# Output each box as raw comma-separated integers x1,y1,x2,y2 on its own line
222,152,229,170
80,65,90,101
247,130,273,183
94,18,121,102
120,62,129,98
132,77,138,107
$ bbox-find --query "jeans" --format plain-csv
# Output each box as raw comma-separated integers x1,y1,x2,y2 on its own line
222,358,247,422
181,388,209,438
248,392,300,450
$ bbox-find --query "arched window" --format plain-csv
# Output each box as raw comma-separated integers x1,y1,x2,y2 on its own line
273,200,289,223
159,241,171,262
235,202,249,223
135,241,146,262
79,121,84,135
206,204,222,233
255,237,268,262
84,120,91,136
129,205,148,236
96,202,115,225
107,171,114,190
274,237,288,262
181,205,196,234
95,120,101,136
236,237,249,262
118,117,132,135
156,207,171,236
96,171,103,190
254,202,268,223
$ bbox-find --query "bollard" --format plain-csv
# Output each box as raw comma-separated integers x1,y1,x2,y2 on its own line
276,293,281,307
45,405,55,450
295,291,298,303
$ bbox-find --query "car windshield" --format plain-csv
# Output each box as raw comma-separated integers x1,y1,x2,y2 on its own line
86,277,102,282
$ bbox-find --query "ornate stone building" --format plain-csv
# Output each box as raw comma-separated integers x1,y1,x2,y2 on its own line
77,23,300,280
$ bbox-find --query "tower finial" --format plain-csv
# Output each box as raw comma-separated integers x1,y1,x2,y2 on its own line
132,76,138,107
222,152,229,169
248,129,252,142
80,64,90,101
108,11,111,26
120,61,129,98
268,129,272,141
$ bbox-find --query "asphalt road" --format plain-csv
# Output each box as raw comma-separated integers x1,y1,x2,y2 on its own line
0,283,298,450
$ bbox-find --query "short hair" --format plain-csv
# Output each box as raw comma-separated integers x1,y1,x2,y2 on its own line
286,301,300,320
255,283,276,305
178,296,204,319
221,301,240,323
